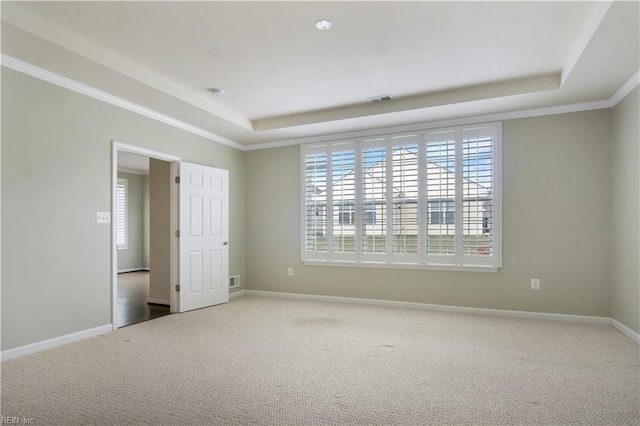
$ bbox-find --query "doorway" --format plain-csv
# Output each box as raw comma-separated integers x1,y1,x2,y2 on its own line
112,142,180,329
117,271,168,328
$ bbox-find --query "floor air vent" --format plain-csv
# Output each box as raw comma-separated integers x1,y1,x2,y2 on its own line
229,275,240,289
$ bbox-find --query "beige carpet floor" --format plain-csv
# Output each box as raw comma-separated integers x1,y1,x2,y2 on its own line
1,295,639,425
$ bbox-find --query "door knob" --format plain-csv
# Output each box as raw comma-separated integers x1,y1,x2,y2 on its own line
223,241,228,246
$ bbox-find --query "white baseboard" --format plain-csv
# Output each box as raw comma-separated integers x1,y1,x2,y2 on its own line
610,319,640,344
1,324,113,361
117,267,150,274
147,298,169,306
230,290,245,299
243,290,611,324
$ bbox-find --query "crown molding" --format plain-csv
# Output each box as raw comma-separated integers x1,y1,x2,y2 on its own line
3,54,637,153
245,100,611,151
1,54,245,151
246,70,639,151
609,70,640,107
1,2,252,131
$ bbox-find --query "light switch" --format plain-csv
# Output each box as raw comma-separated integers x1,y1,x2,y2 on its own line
96,212,111,224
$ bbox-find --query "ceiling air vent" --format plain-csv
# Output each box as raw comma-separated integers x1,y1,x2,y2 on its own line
367,94,393,104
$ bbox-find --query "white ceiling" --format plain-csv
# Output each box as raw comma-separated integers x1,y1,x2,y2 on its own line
2,1,638,148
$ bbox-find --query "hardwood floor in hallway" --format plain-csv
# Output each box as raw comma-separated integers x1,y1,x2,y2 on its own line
117,271,170,328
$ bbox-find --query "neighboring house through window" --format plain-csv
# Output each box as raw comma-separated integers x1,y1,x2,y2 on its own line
428,201,454,225
339,204,376,225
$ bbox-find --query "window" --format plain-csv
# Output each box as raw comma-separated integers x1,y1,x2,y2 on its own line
301,123,501,271
428,201,454,225
116,178,128,250
339,204,375,226
339,205,355,225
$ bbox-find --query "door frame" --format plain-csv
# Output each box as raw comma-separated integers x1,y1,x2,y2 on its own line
111,141,181,330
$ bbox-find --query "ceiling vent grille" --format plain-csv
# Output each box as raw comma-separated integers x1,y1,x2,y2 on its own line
367,94,393,104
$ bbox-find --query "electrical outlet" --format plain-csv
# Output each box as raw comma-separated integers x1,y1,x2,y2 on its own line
531,278,540,290
287,267,293,276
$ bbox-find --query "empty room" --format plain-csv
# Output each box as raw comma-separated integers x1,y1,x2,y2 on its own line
1,1,639,425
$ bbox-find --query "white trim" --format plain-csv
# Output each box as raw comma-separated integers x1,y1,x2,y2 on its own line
245,100,611,151
3,54,637,153
1,325,113,361
117,167,148,175
169,160,180,313
1,2,251,131
117,267,150,274
243,290,611,324
609,70,640,106
610,319,640,345
302,259,498,273
114,142,181,162
147,298,170,306
0,54,244,151
112,142,181,326
229,290,245,299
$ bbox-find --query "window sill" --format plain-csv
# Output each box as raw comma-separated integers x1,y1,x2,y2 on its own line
302,259,499,273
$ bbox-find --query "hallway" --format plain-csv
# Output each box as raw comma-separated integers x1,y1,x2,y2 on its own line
117,271,170,328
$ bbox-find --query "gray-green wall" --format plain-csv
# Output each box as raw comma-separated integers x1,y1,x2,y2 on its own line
1,69,246,351
611,87,640,334
2,64,638,353
245,110,613,317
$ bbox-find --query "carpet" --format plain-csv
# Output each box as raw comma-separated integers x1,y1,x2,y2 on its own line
2,295,639,425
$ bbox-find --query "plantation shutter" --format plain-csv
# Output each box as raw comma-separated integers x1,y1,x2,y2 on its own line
303,152,328,255
301,123,501,270
390,136,419,260
460,127,499,265
116,178,127,250
361,142,387,259
425,131,457,263
332,150,356,255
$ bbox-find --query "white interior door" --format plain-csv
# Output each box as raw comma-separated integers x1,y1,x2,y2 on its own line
178,162,229,312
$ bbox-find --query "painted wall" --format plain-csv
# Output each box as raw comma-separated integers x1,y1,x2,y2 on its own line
245,109,613,317
149,159,171,303
116,171,145,272
1,69,246,351
611,87,640,334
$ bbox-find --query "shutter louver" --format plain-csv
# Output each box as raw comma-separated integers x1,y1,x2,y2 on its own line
304,154,327,254
391,138,419,256
362,146,387,255
462,132,494,257
426,135,456,256
331,151,356,254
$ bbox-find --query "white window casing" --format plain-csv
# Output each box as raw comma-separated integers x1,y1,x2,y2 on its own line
300,122,502,272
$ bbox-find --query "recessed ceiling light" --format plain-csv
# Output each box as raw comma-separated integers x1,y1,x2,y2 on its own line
315,19,332,31
207,88,224,96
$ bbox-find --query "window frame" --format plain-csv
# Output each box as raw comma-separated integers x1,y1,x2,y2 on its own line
300,122,502,272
